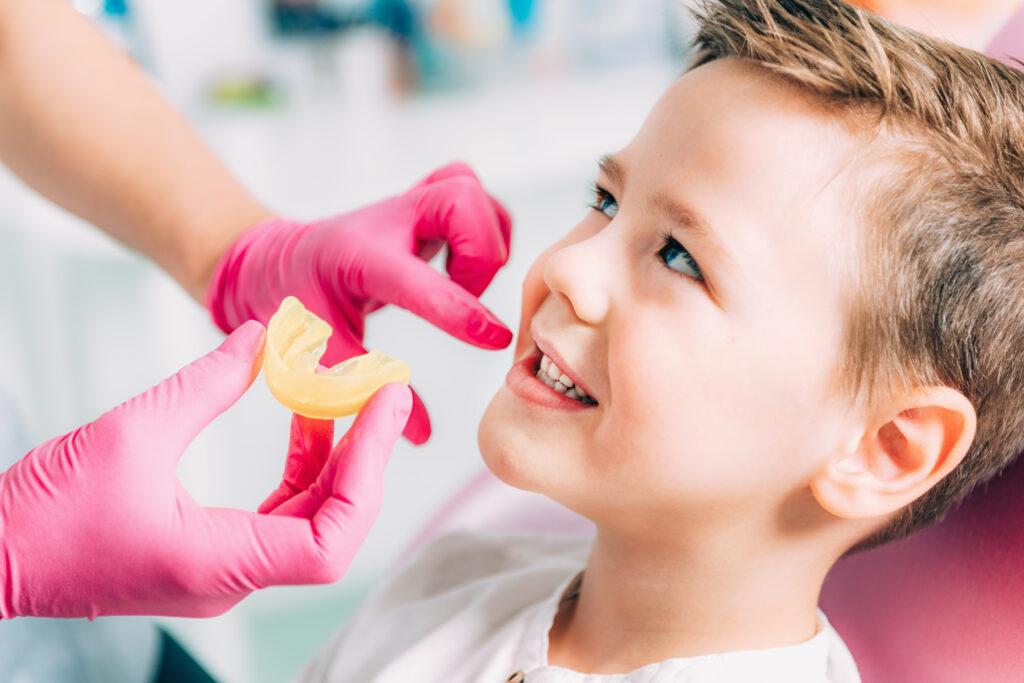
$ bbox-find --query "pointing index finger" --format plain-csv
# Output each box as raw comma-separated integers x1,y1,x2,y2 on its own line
364,253,512,349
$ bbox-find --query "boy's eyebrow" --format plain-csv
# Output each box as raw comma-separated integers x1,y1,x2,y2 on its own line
598,154,733,273
598,154,627,188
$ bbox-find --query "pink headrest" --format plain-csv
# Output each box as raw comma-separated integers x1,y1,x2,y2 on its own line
986,3,1024,68
820,12,1024,681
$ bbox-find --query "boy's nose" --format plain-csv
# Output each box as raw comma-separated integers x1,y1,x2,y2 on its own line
542,232,615,325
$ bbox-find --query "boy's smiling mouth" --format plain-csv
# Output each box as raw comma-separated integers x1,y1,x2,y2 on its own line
504,336,600,411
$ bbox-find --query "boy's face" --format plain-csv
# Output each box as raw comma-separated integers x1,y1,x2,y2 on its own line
479,58,871,534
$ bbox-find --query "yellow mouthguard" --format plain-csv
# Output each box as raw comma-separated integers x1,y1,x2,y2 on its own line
264,296,411,419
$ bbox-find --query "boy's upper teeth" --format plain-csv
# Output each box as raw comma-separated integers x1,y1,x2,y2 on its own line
536,353,597,404
541,355,573,387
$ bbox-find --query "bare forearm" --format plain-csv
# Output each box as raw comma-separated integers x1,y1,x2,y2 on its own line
0,0,271,302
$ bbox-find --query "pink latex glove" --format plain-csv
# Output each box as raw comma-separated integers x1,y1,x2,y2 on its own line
0,321,412,619
259,414,365,518
206,161,514,445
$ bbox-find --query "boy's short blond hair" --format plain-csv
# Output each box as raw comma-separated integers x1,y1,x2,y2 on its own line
688,0,1024,552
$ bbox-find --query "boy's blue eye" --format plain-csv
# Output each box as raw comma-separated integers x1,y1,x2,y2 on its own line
588,183,619,219
658,234,704,282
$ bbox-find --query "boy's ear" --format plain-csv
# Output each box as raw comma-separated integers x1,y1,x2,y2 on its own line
811,387,977,519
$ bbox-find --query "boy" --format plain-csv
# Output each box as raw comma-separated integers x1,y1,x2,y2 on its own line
299,0,1024,679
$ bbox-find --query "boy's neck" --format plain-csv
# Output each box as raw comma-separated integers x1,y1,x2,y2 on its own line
546,525,834,674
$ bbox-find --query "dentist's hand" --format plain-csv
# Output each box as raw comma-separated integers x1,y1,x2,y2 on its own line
0,322,412,619
205,162,513,445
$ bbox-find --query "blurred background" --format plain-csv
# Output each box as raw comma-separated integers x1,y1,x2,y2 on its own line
0,0,1017,681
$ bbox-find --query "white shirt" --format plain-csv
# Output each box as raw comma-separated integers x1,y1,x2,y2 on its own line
299,531,862,683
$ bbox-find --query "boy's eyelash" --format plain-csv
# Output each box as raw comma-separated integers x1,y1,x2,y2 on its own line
587,181,615,211
657,230,705,283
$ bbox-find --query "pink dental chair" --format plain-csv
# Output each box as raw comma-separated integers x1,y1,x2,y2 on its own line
408,13,1024,681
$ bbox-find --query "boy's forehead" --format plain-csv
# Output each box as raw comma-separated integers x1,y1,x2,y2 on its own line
631,59,869,200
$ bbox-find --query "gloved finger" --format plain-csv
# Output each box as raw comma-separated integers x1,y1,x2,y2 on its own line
307,383,411,565
412,162,510,266
411,175,510,298
403,386,431,445
266,483,322,519
318,323,369,369
363,254,512,350
269,383,413,518
412,160,480,189
258,414,334,514
245,384,412,585
490,196,513,255
105,320,266,466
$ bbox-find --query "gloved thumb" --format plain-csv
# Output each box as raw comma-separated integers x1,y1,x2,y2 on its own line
104,320,266,466
236,383,412,587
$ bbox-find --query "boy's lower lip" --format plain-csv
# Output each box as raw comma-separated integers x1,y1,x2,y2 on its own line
505,352,598,412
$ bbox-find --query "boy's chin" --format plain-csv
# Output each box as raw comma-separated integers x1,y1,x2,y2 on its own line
478,389,561,497
478,390,594,518
478,394,536,493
